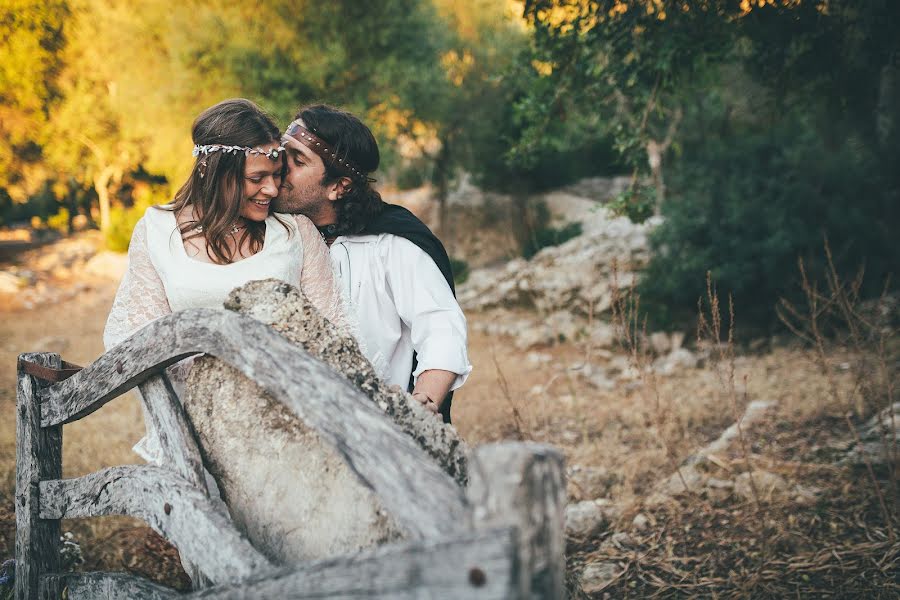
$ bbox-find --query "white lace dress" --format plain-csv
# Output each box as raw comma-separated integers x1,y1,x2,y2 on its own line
103,205,346,461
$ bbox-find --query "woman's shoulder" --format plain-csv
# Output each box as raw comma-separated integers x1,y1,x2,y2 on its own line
141,203,176,224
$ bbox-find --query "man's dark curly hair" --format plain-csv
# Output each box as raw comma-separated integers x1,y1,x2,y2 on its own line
295,104,385,234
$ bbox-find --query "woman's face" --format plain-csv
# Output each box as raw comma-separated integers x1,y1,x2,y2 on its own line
240,141,284,222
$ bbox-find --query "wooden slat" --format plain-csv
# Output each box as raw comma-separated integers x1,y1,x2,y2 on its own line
16,352,63,600
186,527,520,599
137,373,207,491
138,373,213,588
40,572,179,600
39,465,273,585
39,309,470,540
467,442,566,599
41,527,520,599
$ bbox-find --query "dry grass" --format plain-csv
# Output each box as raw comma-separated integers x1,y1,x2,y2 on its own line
1,233,896,597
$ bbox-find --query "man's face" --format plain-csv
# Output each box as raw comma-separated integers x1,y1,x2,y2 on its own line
274,123,332,219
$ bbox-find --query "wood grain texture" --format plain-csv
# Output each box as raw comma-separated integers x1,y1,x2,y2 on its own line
137,373,206,491
40,572,179,600
39,465,273,585
186,527,519,600
138,373,213,589
39,309,470,540
468,442,567,599
16,352,62,600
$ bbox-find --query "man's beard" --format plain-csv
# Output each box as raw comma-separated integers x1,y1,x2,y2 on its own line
275,182,332,222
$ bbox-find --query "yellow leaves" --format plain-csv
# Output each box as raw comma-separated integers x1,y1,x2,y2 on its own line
368,103,440,160
609,1,629,18
531,59,554,76
441,50,476,87
535,1,588,34
739,0,802,16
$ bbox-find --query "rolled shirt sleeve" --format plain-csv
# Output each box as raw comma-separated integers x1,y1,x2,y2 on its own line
383,236,472,391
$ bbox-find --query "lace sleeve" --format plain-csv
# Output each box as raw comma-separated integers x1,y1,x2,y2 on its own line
294,214,350,331
103,216,172,350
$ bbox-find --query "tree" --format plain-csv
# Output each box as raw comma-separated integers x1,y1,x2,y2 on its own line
0,0,69,201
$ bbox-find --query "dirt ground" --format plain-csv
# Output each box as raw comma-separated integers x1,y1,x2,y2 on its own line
1,234,897,597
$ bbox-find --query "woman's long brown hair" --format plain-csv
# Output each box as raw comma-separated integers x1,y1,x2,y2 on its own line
161,98,288,264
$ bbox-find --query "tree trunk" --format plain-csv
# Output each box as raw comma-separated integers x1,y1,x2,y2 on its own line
433,138,451,245
93,165,116,234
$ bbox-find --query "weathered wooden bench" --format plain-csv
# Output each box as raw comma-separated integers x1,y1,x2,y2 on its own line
16,308,566,599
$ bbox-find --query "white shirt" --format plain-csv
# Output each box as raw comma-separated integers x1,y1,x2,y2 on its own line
330,233,472,392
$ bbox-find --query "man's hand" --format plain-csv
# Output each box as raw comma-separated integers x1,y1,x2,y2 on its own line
411,391,440,414
412,369,457,416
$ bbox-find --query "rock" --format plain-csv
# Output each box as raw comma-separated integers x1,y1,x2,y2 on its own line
84,251,128,280
610,531,635,548
649,332,671,355
565,499,620,537
526,351,552,364
567,465,617,501
652,347,698,375
184,279,468,565
841,402,900,467
632,513,650,532
580,561,622,594
590,322,617,348
733,471,789,502
458,206,657,318
0,271,23,294
793,484,823,506
514,326,550,350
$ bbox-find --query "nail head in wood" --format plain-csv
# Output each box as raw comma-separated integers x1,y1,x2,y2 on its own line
164,502,172,515
469,567,486,587
115,361,123,374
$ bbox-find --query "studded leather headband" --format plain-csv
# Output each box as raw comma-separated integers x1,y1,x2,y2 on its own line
283,121,365,179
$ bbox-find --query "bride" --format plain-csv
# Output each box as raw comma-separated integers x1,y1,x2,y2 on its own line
103,98,346,462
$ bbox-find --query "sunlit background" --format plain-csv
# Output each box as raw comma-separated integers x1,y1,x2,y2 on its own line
1,1,899,597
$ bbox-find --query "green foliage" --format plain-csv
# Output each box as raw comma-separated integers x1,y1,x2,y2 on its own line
637,122,900,333
104,189,161,253
449,256,470,286
46,207,70,234
608,184,656,224
522,221,582,259
522,202,581,258
0,0,69,200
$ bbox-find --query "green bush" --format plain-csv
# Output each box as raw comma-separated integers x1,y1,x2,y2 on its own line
104,190,163,253
522,221,583,259
638,125,899,334
449,256,469,286
46,207,70,235
608,184,656,224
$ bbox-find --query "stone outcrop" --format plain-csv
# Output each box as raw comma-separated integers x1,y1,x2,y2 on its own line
184,279,468,565
458,207,660,318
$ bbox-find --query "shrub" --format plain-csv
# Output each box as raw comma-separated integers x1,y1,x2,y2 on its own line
638,125,899,334
449,256,469,286
522,221,583,259
46,208,70,235
104,189,163,252
608,183,656,224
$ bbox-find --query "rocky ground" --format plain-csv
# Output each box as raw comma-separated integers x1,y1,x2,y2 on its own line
0,183,897,597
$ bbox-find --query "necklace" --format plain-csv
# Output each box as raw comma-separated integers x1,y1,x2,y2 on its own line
193,222,245,235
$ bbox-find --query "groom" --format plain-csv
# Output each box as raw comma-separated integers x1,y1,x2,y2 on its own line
274,104,471,423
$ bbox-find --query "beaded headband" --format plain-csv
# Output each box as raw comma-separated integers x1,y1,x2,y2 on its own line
283,121,366,179
192,144,284,161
